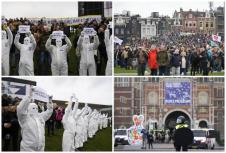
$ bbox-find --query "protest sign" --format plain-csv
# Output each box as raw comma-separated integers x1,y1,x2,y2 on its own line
83,28,96,36
32,86,49,103
52,31,64,39
18,25,30,33
212,34,221,42
114,36,123,45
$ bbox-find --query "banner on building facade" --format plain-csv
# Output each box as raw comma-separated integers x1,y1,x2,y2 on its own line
128,115,144,145
164,81,192,105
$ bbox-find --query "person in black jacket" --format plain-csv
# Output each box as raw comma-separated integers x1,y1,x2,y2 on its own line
199,47,208,76
147,131,154,149
173,116,193,151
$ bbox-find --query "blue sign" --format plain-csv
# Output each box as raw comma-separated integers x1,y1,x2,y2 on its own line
165,81,191,105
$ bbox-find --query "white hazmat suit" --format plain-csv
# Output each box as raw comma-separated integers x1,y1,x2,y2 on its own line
62,95,85,151
14,32,36,76
2,27,13,76
17,94,53,151
77,33,99,76
45,35,72,76
104,29,112,76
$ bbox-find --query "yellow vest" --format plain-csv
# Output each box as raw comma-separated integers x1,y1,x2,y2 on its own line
175,124,188,129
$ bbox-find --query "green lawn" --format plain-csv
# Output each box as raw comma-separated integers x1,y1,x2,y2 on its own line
114,66,224,76
45,127,112,151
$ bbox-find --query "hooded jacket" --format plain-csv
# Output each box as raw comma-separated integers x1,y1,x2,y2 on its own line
148,48,158,69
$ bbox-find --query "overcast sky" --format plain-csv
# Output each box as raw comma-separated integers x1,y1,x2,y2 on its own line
18,77,112,105
114,0,225,18
2,1,78,18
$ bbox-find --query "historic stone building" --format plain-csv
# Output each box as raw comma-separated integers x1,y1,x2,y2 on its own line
114,77,224,139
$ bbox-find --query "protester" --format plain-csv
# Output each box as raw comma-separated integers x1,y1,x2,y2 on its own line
147,131,154,149
45,34,72,75
2,25,13,76
14,31,37,76
77,31,99,76
17,88,53,151
136,47,148,76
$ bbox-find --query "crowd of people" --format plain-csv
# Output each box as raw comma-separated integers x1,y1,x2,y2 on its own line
114,32,224,76
2,17,112,76
2,92,111,151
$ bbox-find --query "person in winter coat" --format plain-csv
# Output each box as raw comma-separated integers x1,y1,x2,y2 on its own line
157,45,169,76
180,51,187,75
171,49,181,76
136,47,148,76
199,47,208,75
148,46,158,76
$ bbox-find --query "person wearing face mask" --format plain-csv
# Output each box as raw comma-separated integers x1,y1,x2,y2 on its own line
45,34,72,76
104,28,112,76
77,32,99,76
17,88,53,151
14,31,37,76
2,25,13,76
62,94,86,151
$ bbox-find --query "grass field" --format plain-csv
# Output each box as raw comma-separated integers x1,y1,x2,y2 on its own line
114,66,224,76
45,127,112,151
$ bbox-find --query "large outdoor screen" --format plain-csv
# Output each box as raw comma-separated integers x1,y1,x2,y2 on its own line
165,81,192,105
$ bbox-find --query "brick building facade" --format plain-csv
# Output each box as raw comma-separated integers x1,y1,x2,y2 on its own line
114,77,224,139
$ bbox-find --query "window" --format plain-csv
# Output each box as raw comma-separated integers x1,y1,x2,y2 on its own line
210,22,213,27
193,23,196,26
115,28,119,35
200,22,203,27
120,96,127,103
121,29,124,35
120,108,125,114
189,14,193,18
206,22,209,27
186,23,188,27
189,23,192,27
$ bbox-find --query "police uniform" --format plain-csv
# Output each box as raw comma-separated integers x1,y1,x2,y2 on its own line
173,116,193,151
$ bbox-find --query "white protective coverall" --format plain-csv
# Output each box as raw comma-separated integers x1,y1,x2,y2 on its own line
45,35,72,76
74,106,89,148
14,32,37,76
104,29,112,76
62,96,85,151
77,33,99,76
17,96,53,151
2,27,13,76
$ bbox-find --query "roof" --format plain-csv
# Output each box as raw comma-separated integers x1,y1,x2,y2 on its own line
2,77,36,86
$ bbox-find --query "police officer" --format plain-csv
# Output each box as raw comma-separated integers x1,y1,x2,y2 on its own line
173,116,193,151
